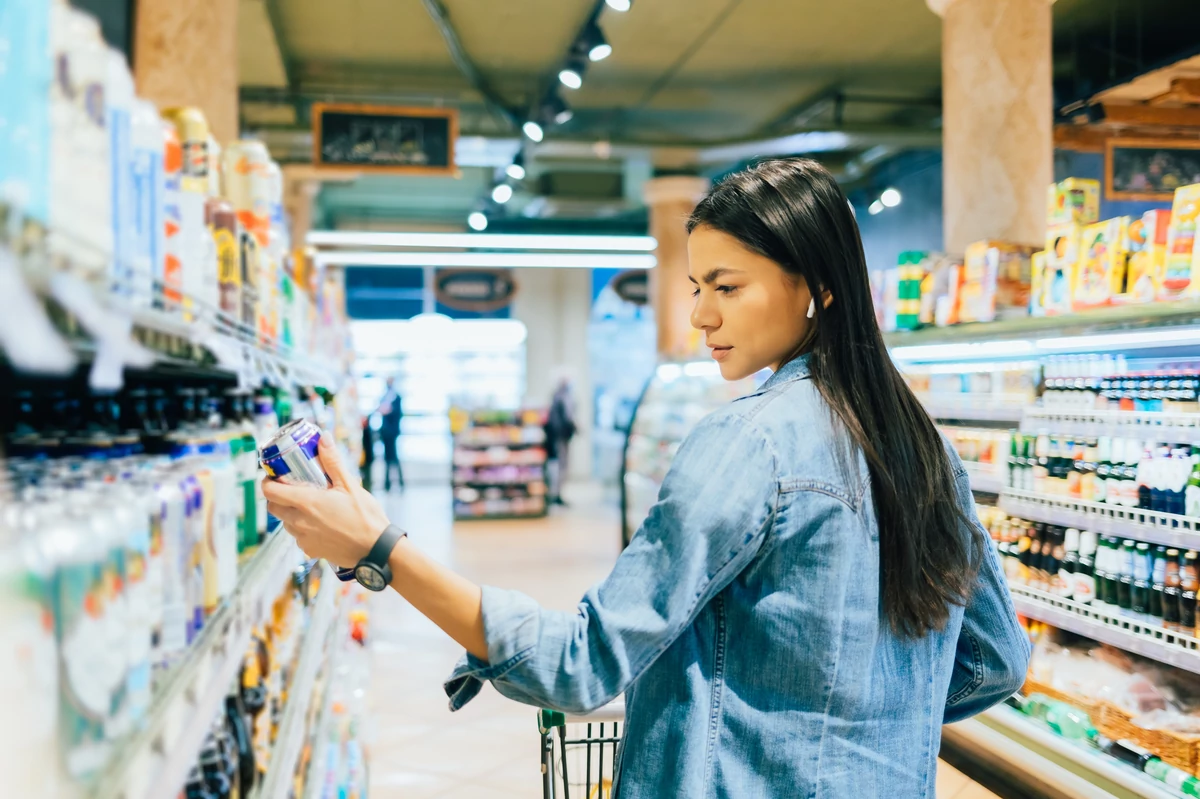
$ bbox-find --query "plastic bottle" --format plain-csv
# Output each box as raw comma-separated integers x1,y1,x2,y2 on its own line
105,47,135,300
130,99,165,310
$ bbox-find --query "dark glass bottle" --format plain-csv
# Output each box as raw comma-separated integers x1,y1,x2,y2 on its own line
1164,549,1182,629
1117,540,1136,612
1151,546,1167,623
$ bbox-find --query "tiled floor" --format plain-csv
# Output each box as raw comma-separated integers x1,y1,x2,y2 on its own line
366,482,1003,799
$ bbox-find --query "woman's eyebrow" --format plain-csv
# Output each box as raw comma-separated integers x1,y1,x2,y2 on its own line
688,267,744,284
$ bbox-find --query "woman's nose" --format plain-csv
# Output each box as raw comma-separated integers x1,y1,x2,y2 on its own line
690,292,717,330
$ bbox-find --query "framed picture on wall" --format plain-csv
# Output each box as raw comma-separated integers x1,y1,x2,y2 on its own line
1105,137,1200,202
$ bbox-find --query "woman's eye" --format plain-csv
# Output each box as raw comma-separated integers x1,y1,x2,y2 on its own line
691,288,700,298
717,285,738,295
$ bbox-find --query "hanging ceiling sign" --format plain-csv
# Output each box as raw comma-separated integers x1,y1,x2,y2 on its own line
612,269,649,306
434,269,517,312
312,103,458,175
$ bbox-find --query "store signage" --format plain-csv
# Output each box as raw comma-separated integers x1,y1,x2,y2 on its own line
612,269,649,305
312,103,458,175
434,269,517,312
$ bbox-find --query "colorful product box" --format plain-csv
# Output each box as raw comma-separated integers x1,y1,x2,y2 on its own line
1044,224,1081,315
1162,184,1200,300
1047,178,1100,227
1073,217,1130,311
1120,209,1171,304
960,241,1035,324
1029,251,1048,317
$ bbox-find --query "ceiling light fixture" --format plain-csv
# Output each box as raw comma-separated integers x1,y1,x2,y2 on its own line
522,121,544,142
584,22,611,62
868,200,884,215
306,232,658,251
880,187,902,208
316,252,658,270
605,0,632,11
506,150,526,181
559,56,587,90
467,212,488,232
491,183,514,204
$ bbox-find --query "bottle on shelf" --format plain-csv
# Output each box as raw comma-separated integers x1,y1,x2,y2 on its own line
1058,528,1079,600
1180,551,1198,634
1073,530,1097,605
1132,542,1152,619
1151,546,1167,624
1164,549,1183,631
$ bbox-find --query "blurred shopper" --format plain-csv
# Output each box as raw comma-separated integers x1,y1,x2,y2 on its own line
544,376,577,506
264,159,1029,798
360,417,375,493
376,377,404,492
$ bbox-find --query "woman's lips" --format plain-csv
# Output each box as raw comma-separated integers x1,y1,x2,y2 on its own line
710,346,732,362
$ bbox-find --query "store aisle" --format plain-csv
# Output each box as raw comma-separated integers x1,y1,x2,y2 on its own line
365,484,1003,799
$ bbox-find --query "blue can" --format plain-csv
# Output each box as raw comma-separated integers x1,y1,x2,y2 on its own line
259,419,329,488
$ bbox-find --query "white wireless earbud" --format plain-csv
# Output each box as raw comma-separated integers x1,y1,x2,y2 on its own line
807,298,815,319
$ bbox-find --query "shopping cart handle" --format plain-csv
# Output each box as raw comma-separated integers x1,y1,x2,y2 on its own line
539,709,567,733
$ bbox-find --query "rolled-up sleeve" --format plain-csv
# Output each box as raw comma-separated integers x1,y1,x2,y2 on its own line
444,411,779,714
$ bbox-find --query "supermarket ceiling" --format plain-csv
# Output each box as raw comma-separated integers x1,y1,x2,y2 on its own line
235,0,1200,226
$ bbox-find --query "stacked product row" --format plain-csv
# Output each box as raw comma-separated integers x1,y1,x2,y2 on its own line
0,383,348,794
0,1,348,362
981,506,1200,633
450,408,548,520
876,176,1198,332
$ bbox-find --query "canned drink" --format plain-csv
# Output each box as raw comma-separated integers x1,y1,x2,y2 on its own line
259,419,329,488
222,139,271,246
259,421,356,581
208,196,238,316
162,107,210,194
161,120,183,310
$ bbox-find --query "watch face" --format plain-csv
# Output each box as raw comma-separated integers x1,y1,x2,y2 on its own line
355,563,388,592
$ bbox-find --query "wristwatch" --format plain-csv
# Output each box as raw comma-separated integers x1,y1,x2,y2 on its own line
353,524,407,591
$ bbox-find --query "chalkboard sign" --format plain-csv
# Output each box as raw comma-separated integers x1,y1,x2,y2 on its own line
312,103,458,175
1106,137,1200,202
435,269,517,312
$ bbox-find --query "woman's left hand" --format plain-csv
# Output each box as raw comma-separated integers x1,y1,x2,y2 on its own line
262,434,391,568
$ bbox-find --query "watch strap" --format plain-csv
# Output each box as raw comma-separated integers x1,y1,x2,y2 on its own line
365,524,405,570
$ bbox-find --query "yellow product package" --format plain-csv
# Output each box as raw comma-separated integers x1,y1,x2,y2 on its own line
1072,217,1130,311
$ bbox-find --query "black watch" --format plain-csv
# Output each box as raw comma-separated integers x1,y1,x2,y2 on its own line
353,524,406,591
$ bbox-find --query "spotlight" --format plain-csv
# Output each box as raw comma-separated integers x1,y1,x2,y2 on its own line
492,183,513,204
605,0,631,10
868,200,884,215
544,93,574,126
880,188,902,208
468,211,488,231
559,56,587,90
506,151,526,181
522,121,544,142
583,23,611,62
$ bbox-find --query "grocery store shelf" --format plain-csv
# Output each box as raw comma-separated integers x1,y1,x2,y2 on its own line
886,299,1200,349
921,399,1026,424
254,564,338,799
1021,408,1200,443
944,705,1182,799
999,488,1200,550
1009,584,1200,675
88,532,301,799
963,462,1006,494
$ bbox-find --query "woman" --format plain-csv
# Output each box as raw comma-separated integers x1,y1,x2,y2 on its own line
263,159,1030,798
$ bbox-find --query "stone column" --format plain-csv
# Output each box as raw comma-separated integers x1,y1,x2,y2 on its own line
643,176,710,359
928,0,1055,253
133,0,239,144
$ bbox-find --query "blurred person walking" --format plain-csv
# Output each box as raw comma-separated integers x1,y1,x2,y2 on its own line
377,377,404,492
544,376,577,506
360,417,375,492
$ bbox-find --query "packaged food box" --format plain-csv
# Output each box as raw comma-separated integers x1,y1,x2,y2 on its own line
1047,178,1100,227
1073,217,1130,311
1162,184,1200,300
960,240,1035,323
1119,209,1171,304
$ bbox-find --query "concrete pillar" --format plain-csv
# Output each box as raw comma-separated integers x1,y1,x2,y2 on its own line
643,176,710,359
510,268,593,480
133,0,239,143
928,0,1055,253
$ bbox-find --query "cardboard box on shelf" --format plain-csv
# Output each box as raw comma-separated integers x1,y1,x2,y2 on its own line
959,240,1035,324
1072,217,1130,311
1119,209,1171,304
1044,223,1082,315
1162,184,1200,300
1047,178,1100,227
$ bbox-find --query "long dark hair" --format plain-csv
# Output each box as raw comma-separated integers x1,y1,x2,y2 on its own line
687,158,982,638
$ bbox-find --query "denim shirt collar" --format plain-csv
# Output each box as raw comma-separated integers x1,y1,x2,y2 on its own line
760,353,811,391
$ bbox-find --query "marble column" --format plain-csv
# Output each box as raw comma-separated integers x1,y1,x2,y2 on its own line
133,0,239,144
643,176,710,359
928,0,1055,253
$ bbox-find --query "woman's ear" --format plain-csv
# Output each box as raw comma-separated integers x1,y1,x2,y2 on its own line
821,288,833,310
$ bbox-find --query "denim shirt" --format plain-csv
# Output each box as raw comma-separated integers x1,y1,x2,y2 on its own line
444,355,1031,798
